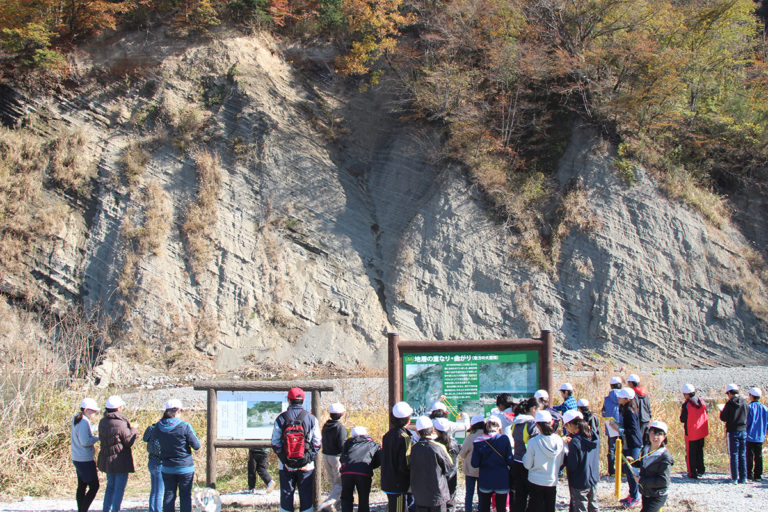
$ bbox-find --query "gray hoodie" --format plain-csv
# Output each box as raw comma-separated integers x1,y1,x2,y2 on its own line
71,415,99,462
522,433,565,487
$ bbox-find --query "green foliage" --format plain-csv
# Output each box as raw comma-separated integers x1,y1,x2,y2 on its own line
226,0,274,27
614,143,636,186
318,0,346,32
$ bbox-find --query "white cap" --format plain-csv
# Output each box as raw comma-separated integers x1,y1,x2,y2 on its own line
392,401,413,418
429,401,448,412
164,398,183,410
681,384,696,394
485,415,501,427
559,383,573,391
329,402,346,414
80,398,98,411
649,420,668,433
535,410,553,423
609,377,623,385
350,426,368,437
577,399,589,407
749,387,762,398
105,395,125,409
534,389,549,400
627,374,640,383
617,388,636,400
726,383,739,393
470,414,485,426
562,410,583,425
433,417,451,432
415,416,433,431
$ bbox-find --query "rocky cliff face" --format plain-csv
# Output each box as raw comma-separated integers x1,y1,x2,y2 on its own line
4,27,768,375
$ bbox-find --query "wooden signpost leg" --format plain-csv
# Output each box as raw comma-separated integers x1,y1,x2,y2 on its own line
206,388,218,488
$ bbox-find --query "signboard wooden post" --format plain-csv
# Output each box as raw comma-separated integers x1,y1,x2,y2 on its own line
193,380,334,508
388,330,554,426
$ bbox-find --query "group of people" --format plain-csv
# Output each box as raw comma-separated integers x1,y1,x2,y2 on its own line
70,377,768,512
70,396,201,512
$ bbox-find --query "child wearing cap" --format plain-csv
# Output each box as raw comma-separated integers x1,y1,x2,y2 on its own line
472,416,514,512
510,398,539,512
746,387,768,481
339,426,381,512
602,377,623,476
719,384,748,483
458,415,485,512
429,400,471,438
627,375,652,454
522,410,565,512
679,384,707,480
628,421,674,512
563,410,599,512
433,418,460,512
320,402,348,510
615,388,642,507
71,398,100,512
156,399,201,512
553,383,577,414
381,401,415,512
410,416,454,512
98,395,138,512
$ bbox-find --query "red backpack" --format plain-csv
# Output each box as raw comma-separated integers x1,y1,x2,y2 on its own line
280,409,310,468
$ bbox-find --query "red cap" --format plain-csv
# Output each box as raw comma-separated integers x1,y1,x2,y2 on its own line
287,387,305,400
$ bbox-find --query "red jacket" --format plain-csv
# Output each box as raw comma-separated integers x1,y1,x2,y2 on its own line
680,397,708,441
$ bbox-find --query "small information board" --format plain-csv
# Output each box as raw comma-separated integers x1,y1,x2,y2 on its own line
216,391,312,440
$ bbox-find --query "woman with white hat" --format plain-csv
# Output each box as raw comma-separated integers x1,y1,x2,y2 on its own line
71,398,100,512
155,399,201,512
98,395,138,512
628,421,674,512
433,418,460,512
522,410,565,512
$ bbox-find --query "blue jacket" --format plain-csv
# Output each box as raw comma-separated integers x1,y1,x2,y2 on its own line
553,396,577,414
565,433,600,490
471,433,513,491
156,417,201,474
621,405,643,450
747,401,768,443
602,390,621,437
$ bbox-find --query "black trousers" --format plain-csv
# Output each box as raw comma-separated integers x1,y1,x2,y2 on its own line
478,492,506,512
76,477,100,512
248,448,272,489
526,482,556,512
509,461,529,512
685,438,706,477
640,494,667,512
341,474,372,512
747,441,764,479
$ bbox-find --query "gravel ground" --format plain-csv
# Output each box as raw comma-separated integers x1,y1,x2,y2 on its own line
2,473,766,512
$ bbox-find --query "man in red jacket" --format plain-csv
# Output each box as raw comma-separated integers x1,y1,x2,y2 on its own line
680,384,708,479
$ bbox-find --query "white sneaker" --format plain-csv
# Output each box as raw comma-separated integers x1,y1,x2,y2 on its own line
265,480,276,493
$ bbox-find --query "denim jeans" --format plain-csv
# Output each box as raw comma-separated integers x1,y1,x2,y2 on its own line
464,476,477,512
102,473,129,512
727,431,747,482
162,472,194,512
623,446,641,500
148,461,164,512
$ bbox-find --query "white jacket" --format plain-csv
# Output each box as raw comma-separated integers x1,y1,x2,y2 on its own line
522,433,565,487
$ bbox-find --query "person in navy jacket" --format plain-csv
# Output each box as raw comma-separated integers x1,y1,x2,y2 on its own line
472,416,513,512
746,387,768,481
562,410,599,512
155,399,201,512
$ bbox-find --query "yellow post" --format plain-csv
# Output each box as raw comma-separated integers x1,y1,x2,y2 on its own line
615,437,623,500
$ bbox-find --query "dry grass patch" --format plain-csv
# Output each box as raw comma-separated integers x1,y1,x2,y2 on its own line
662,167,729,229
120,140,152,186
182,150,222,280
47,125,97,195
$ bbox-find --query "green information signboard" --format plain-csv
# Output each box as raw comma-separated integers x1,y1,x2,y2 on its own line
402,350,539,419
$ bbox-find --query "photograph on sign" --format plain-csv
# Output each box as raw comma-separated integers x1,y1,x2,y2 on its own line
403,350,539,418
217,391,312,439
